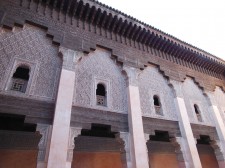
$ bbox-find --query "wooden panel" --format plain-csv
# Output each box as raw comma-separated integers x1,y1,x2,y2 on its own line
0,149,38,168
72,152,122,168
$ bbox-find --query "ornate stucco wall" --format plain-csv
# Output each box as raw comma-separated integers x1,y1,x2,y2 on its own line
182,78,214,126
74,47,128,114
0,24,61,101
139,65,178,120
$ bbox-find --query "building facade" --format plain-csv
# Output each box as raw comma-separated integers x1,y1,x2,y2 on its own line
0,0,225,168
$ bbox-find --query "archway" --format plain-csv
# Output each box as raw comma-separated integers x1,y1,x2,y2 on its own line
0,113,41,168
71,124,125,168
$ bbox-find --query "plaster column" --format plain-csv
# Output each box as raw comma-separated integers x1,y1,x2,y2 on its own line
36,124,52,168
66,127,82,168
206,91,225,168
123,65,149,168
47,47,83,168
170,80,202,168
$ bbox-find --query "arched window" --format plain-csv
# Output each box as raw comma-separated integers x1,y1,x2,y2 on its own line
96,83,106,106
153,95,160,107
11,65,30,93
194,104,202,122
153,95,162,115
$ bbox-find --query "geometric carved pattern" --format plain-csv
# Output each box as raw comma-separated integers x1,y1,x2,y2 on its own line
139,66,178,120
75,47,128,113
214,87,225,125
36,124,51,162
116,132,131,162
210,140,225,161
182,78,214,125
0,24,61,100
67,127,81,162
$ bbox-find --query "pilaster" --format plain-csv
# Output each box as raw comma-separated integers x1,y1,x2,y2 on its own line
205,91,225,168
47,47,83,168
170,80,202,168
123,65,149,168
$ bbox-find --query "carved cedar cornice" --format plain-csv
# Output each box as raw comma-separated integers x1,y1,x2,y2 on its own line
71,106,129,132
0,0,225,91
0,94,54,124
191,124,219,140
1,0,224,76
142,117,181,137
0,130,41,150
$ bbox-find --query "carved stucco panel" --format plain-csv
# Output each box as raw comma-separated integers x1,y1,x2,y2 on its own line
182,78,214,126
74,47,128,113
0,24,61,100
138,66,178,120
214,87,225,126
36,124,51,162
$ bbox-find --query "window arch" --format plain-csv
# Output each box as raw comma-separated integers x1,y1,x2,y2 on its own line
96,83,107,106
194,104,202,122
153,95,163,115
11,65,30,93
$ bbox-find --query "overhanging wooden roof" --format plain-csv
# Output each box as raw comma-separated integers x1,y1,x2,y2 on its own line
2,0,225,76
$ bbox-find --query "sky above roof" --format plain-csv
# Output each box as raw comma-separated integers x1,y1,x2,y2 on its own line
98,0,225,61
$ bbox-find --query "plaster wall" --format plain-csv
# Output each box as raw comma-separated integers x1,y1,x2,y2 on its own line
0,149,38,168
74,47,127,114
72,151,122,168
139,65,178,120
182,78,214,126
0,24,61,101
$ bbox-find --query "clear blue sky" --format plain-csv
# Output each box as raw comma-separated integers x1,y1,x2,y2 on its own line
98,0,225,61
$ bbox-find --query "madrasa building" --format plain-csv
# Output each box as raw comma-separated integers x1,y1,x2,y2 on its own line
0,0,225,168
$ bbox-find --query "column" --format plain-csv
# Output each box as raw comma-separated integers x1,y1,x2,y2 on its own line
206,91,225,167
36,124,52,168
170,80,202,168
47,47,83,168
66,127,82,168
123,65,149,168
